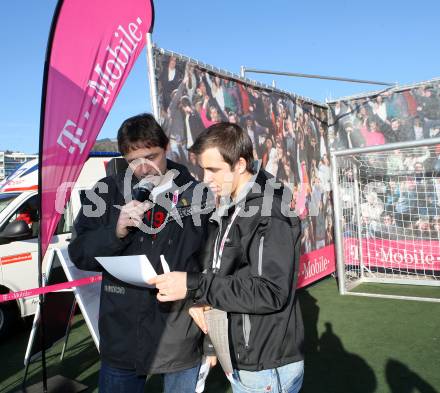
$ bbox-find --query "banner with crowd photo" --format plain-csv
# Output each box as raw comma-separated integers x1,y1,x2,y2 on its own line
328,79,440,151
152,49,336,288
328,80,440,256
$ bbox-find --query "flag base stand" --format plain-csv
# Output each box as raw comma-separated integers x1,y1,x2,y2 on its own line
17,375,87,393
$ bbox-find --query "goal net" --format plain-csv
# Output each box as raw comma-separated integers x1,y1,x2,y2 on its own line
332,141,440,302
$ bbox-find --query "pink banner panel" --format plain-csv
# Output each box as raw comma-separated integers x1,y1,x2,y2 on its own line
344,237,440,271
297,245,336,288
41,0,154,256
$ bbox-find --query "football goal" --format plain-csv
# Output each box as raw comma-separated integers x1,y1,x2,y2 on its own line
331,137,440,302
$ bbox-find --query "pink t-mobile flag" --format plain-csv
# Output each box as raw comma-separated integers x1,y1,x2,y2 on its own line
40,0,154,256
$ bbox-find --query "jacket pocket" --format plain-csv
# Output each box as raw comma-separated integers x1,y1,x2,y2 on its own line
242,313,251,349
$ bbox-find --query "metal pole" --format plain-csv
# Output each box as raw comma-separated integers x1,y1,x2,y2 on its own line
60,299,77,361
22,356,31,390
327,76,440,104
332,136,440,157
243,67,394,86
37,0,65,390
352,162,365,279
330,153,346,294
146,32,160,121
240,65,245,78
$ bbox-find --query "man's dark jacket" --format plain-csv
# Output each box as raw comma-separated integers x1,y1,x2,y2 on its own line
187,169,305,371
68,160,207,374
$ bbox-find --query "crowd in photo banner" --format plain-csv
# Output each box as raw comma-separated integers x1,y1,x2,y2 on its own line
155,52,333,254
329,81,440,244
340,159,440,242
328,80,440,149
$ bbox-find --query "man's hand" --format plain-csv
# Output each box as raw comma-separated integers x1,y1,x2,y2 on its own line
149,272,187,301
188,306,211,334
116,200,150,238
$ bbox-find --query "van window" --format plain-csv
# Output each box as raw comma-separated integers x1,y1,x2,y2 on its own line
0,194,39,237
0,194,73,239
0,193,20,214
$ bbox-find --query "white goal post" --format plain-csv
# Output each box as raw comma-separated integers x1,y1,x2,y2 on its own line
331,137,440,302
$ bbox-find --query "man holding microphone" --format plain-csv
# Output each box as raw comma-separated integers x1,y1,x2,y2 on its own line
68,113,215,393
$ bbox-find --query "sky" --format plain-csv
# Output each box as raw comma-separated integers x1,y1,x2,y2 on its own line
1,0,440,153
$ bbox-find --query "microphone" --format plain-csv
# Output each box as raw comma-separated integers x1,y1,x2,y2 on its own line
128,171,176,232
133,178,156,202
127,178,156,233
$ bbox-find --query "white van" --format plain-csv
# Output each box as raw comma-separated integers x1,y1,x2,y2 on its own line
0,153,120,337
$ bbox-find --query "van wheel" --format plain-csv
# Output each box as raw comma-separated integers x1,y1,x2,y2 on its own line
0,303,18,339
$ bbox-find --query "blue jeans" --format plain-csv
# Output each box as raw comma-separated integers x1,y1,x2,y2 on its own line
231,361,304,393
98,361,201,393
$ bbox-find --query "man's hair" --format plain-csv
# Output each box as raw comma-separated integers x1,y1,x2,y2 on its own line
117,113,169,155
189,122,254,173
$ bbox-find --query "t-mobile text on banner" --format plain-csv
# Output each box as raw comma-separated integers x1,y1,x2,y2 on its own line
40,0,154,257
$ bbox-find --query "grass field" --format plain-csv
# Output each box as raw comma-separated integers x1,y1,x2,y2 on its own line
1,277,439,393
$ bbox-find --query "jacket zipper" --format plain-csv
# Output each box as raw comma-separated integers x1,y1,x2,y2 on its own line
242,313,251,350
242,234,265,350
258,235,264,276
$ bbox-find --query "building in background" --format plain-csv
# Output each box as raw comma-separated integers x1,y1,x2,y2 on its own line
0,151,38,180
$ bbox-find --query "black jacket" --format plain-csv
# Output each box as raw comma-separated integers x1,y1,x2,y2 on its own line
187,169,304,371
68,160,207,374
185,111,205,144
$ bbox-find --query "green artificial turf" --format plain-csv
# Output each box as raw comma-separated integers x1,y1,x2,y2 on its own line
351,281,440,300
299,278,440,393
1,277,439,392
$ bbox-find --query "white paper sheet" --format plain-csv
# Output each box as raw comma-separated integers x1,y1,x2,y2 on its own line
96,255,157,287
160,254,170,273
